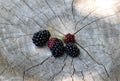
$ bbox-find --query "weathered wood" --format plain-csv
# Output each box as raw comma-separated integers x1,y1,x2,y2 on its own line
0,0,120,81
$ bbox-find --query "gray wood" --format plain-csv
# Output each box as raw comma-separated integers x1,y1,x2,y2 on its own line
0,0,120,81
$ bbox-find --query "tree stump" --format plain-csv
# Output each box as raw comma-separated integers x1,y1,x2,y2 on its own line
0,0,120,81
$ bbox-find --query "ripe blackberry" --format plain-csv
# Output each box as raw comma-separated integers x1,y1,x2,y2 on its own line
63,33,75,44
65,43,80,57
32,30,51,47
48,38,64,57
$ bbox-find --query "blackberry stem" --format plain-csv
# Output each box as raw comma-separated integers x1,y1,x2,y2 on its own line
48,27,65,40
52,34,64,40
48,26,65,35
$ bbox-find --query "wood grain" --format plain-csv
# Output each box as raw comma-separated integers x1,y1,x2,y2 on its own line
0,0,120,81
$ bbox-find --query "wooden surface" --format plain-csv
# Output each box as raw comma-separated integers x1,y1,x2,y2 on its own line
0,0,120,81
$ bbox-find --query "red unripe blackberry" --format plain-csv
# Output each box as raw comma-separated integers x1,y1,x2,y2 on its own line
63,33,75,44
47,38,58,49
32,30,51,47
48,38,65,57
65,43,80,57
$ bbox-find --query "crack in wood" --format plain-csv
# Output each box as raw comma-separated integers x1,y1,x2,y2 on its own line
0,0,120,81
76,42,110,77
47,55,69,81
20,0,46,28
22,0,34,12
49,63,66,81
90,72,95,81
74,11,120,35
23,56,52,81
11,0,21,9
81,70,85,81
71,0,77,32
96,71,107,81
75,9,96,30
78,56,89,69
45,0,66,29
71,59,75,81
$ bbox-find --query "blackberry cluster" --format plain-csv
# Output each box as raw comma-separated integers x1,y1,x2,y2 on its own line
48,38,64,57
65,43,80,57
32,30,80,58
32,30,51,47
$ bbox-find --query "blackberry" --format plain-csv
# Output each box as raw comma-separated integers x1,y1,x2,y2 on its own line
32,30,51,47
65,43,80,57
48,38,64,57
47,38,58,49
63,33,75,44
